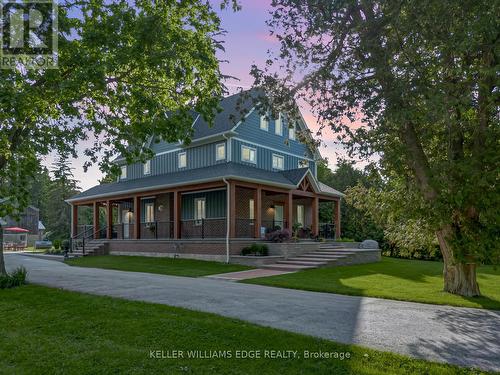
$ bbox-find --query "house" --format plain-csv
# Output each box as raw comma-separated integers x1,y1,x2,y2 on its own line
0,204,43,248
67,90,344,260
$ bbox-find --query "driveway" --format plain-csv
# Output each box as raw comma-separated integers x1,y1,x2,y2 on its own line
5,253,500,371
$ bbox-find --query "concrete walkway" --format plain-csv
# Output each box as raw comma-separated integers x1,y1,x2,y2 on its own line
5,253,500,372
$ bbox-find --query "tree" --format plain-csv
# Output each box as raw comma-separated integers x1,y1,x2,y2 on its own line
46,155,80,240
318,160,384,242
0,0,228,275
252,0,499,296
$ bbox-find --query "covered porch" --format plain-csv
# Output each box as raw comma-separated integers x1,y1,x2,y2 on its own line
71,179,341,242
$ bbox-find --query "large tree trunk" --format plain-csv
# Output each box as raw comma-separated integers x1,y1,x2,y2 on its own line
0,224,6,275
436,227,480,297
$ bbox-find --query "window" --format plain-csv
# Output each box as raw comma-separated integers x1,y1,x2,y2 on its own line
272,154,284,170
216,143,226,161
120,165,127,179
194,197,206,225
297,205,305,227
288,124,296,140
298,159,309,168
145,202,154,223
249,198,255,220
275,113,283,136
178,152,187,168
143,160,151,175
260,114,269,131
241,145,256,164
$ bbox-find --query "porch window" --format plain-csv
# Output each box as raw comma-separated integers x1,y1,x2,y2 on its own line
145,202,154,223
249,198,255,220
275,113,283,136
260,114,269,131
241,145,256,164
120,165,127,179
178,152,187,168
143,160,151,175
194,198,206,225
297,204,305,227
216,143,226,161
272,154,284,170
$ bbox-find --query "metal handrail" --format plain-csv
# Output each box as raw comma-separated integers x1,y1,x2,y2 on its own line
71,225,107,255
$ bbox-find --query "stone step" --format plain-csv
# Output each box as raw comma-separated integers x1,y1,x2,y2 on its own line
297,254,346,259
315,251,356,256
261,264,317,271
292,256,341,262
277,260,328,266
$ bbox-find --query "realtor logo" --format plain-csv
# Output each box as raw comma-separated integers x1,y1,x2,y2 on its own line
0,0,58,69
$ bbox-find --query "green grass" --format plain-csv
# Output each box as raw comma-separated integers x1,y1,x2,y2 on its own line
66,255,253,277
0,285,485,374
244,257,500,310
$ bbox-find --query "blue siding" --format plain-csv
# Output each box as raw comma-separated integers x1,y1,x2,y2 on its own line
232,139,316,175
118,141,227,181
181,190,226,219
233,110,314,159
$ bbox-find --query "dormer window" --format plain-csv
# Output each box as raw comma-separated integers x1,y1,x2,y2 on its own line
288,124,296,140
275,113,283,136
120,165,127,180
178,152,187,168
260,114,269,131
143,160,151,175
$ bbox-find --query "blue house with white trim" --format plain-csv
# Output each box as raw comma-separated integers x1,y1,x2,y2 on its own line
68,90,343,258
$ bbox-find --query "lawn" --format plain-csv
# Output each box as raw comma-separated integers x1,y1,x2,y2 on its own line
244,257,500,310
65,255,253,277
0,285,482,374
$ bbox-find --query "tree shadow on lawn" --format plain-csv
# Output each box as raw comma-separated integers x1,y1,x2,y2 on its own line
406,308,500,371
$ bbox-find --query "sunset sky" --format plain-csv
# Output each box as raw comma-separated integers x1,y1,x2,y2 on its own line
45,0,348,191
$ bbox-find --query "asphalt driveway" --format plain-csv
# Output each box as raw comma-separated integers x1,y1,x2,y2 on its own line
5,253,500,371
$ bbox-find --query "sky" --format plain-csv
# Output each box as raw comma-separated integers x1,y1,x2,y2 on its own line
44,0,348,191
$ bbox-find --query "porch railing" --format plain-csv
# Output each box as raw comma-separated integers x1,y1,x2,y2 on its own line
140,221,174,239
319,223,336,239
261,220,287,233
235,218,256,238
181,218,226,239
71,224,107,255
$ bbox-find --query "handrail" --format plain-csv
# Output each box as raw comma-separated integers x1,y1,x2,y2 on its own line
71,225,107,255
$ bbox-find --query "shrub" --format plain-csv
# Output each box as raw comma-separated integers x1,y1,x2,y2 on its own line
0,267,27,289
337,237,355,242
45,248,65,255
61,239,71,251
53,239,62,250
241,243,269,256
265,228,292,243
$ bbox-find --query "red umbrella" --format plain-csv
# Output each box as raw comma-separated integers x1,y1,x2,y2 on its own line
4,227,29,233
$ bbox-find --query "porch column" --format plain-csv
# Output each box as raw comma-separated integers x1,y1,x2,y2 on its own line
312,196,319,236
254,187,262,238
286,191,293,231
93,201,100,239
71,204,78,237
133,195,141,239
334,199,341,239
229,181,236,238
173,191,181,239
106,200,112,239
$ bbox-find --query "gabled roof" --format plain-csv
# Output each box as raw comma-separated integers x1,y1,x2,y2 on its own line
67,163,343,203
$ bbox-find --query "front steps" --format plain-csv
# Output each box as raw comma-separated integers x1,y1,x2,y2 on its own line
261,243,374,271
71,239,108,257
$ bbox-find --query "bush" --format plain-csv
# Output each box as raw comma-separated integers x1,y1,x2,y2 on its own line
45,248,65,255
337,237,355,242
265,228,292,243
241,243,269,256
61,239,71,251
0,267,27,289
53,239,62,250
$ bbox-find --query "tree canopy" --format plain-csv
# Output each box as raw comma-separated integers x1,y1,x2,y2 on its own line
252,0,499,296
0,0,229,274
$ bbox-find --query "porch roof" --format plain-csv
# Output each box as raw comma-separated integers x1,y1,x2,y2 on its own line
67,162,343,203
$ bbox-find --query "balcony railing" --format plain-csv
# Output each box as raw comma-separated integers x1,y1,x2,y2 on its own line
180,218,227,239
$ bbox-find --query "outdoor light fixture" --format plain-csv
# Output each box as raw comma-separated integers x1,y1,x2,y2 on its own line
158,205,164,212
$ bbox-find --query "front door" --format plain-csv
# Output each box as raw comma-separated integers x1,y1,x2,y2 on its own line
122,210,132,239
274,204,284,229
